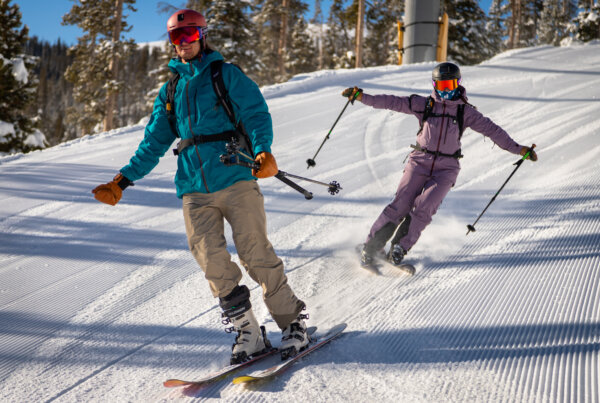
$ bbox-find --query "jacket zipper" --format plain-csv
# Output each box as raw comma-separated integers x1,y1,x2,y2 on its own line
429,103,447,176
184,64,211,193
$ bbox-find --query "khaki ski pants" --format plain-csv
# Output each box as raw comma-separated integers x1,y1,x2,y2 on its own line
183,180,304,329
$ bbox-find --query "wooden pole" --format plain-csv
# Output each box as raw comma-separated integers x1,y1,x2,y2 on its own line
355,0,365,68
397,20,403,65
278,0,289,78
436,12,448,62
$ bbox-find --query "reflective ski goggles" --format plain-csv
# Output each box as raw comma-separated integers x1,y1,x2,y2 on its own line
168,26,204,45
433,78,460,92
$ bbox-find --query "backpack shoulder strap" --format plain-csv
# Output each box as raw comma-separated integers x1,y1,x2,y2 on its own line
165,72,181,137
416,96,434,134
209,60,254,157
457,104,465,138
210,60,236,124
422,96,435,124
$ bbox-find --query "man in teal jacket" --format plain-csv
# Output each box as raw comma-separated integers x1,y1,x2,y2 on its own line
92,9,309,364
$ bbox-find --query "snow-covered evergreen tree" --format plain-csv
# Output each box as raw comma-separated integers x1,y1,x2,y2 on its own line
253,0,311,83
145,40,172,112
569,0,600,42
538,0,570,45
282,1,313,78
62,0,136,136
444,0,495,65
285,16,318,76
253,0,282,84
203,0,261,79
0,0,46,154
486,0,506,54
364,0,404,67
25,37,75,145
324,0,354,69
310,0,325,70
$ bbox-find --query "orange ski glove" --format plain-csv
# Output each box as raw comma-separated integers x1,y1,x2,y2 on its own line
92,173,132,206
252,152,278,178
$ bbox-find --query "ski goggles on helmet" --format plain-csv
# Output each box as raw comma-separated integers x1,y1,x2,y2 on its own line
433,78,460,92
168,26,203,45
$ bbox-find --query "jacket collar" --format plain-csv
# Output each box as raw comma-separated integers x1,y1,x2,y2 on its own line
167,49,224,77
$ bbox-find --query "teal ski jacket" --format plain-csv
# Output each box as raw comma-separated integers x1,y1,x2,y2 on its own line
120,50,273,198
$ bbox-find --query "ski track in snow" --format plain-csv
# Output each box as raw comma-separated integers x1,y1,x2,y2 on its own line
1,43,600,402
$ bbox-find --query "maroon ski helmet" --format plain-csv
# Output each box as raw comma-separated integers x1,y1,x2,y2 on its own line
167,9,207,33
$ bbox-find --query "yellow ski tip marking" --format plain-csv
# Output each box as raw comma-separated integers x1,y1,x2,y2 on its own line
232,376,257,384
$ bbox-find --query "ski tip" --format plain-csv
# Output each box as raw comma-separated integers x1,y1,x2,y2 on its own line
232,375,259,385
398,263,416,276
163,379,190,388
327,322,348,334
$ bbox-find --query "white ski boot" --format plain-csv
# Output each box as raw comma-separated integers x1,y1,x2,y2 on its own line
224,308,270,365
280,313,310,360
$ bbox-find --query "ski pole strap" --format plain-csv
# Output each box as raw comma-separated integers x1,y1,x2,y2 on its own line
410,144,463,159
173,131,238,156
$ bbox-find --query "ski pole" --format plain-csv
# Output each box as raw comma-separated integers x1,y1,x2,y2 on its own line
277,170,342,195
306,90,361,169
220,141,342,199
220,154,314,199
466,144,536,235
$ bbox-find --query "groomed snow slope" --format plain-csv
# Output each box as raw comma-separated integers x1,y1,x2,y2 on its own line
1,43,599,402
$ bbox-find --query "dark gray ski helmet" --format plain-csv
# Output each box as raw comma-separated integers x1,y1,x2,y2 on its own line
432,62,461,81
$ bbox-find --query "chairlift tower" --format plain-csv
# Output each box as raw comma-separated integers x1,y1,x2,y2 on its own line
402,0,441,64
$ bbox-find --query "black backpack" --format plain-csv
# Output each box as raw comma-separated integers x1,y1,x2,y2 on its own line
165,59,253,156
409,94,466,138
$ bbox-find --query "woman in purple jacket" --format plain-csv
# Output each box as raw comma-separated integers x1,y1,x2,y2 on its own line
343,62,538,270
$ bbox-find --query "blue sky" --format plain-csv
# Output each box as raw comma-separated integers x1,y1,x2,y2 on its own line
18,0,494,46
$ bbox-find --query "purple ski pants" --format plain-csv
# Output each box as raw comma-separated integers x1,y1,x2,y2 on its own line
366,153,460,252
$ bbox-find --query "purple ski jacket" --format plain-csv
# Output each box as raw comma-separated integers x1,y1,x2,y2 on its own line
360,87,522,160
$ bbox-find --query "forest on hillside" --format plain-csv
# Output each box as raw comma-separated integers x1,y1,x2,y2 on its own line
1,0,599,154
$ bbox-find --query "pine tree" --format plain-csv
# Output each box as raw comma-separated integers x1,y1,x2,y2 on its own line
62,0,137,136
145,40,172,111
539,0,564,45
25,37,76,144
443,0,495,65
324,0,354,69
519,0,544,47
365,0,404,67
253,0,282,84
204,0,260,80
310,0,325,69
285,16,318,76
0,0,46,154
569,0,599,42
487,0,506,54
281,1,313,79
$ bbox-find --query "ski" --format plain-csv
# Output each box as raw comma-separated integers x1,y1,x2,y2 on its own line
232,323,347,385
163,347,278,388
356,244,416,276
163,326,317,388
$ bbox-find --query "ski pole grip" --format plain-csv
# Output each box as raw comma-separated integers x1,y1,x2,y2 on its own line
523,143,536,160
